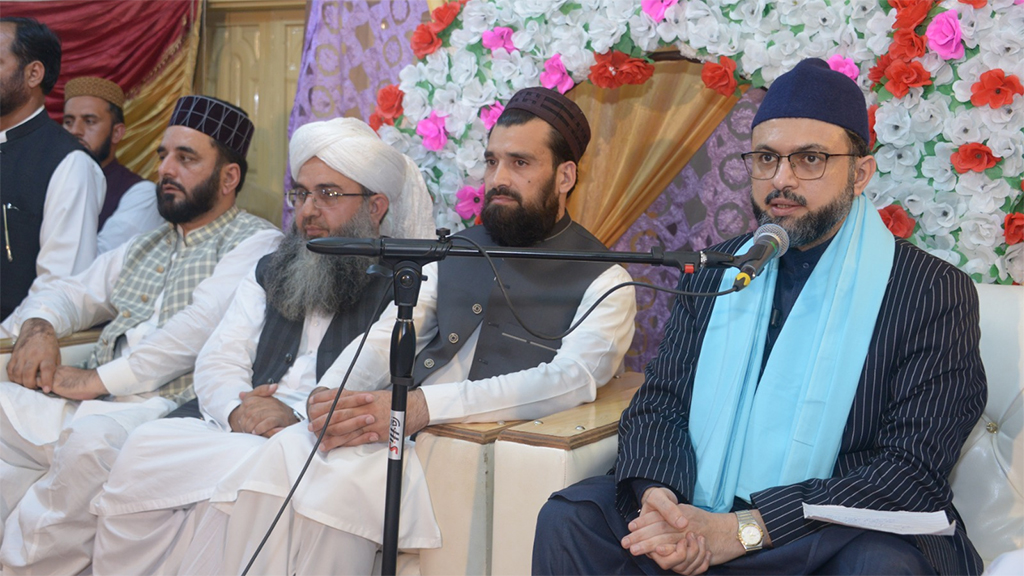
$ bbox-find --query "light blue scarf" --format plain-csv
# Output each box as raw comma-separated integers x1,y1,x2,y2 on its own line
689,196,895,512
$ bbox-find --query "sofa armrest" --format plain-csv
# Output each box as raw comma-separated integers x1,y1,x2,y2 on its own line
491,372,643,575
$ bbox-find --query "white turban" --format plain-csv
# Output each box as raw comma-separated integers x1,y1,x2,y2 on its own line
289,118,435,239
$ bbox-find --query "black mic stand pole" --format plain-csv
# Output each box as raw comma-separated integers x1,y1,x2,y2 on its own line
381,260,422,576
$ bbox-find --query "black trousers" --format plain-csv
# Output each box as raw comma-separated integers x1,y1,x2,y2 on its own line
533,475,937,576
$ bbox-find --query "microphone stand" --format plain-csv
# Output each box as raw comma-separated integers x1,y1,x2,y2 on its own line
307,229,737,576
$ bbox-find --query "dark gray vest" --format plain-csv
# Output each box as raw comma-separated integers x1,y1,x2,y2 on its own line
0,112,94,320
413,216,611,386
250,253,393,386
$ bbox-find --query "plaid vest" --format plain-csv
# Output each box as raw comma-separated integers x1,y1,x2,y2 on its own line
88,206,275,403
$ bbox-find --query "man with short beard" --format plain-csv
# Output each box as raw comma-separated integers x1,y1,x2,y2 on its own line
0,17,105,321
62,76,164,253
163,87,638,576
534,59,985,576
87,116,436,576
0,95,280,575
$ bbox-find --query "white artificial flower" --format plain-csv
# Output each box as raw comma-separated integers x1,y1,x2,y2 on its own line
765,30,803,69
444,103,477,140
951,57,990,104
800,1,838,33
944,111,986,146
848,0,881,27
550,26,594,78
1005,243,1024,284
461,78,500,109
587,13,627,54
796,30,830,59
431,84,460,116
450,50,479,86
863,172,899,208
455,139,486,180
423,51,451,89
398,63,426,92
437,157,465,198
916,52,954,87
401,86,431,123
958,3,998,50
988,129,1024,175
864,9,896,56
956,172,1015,214
732,0,778,36
378,124,411,155
918,192,967,236
921,143,959,193
740,40,772,79
627,12,661,52
909,92,952,142
512,20,545,53
898,179,938,216
961,245,1001,282
713,22,744,56
981,28,1024,80
493,0,526,28
656,2,687,43
512,0,568,20
461,0,499,34
685,1,721,51
875,102,917,147
435,205,468,233
604,0,639,20
958,211,1004,251
875,143,924,183
449,29,480,51
774,0,805,26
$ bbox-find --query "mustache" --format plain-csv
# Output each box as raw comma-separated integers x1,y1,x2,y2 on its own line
764,188,808,207
159,177,186,193
485,186,522,205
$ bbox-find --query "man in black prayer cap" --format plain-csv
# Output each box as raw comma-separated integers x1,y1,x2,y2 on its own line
0,95,280,575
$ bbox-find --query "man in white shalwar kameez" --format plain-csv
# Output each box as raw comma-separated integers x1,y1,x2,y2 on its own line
183,87,639,575
0,96,280,576
89,117,436,575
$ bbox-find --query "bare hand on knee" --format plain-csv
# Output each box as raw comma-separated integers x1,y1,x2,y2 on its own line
7,318,61,391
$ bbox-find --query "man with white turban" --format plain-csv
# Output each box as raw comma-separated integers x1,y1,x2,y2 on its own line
88,117,435,575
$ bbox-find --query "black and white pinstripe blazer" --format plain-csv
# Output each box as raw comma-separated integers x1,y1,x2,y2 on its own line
614,235,987,576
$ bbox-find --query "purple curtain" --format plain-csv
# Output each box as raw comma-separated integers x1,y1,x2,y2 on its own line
283,0,429,227
614,88,766,372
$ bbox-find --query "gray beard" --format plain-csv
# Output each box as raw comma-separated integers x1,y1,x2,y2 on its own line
262,211,379,321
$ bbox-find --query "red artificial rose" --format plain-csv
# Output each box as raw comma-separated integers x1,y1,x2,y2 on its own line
429,1,461,34
950,142,1000,173
883,59,931,98
368,111,385,132
867,104,879,150
893,0,933,30
589,51,654,90
868,53,893,87
376,85,404,120
879,204,916,239
1005,213,1024,245
959,0,987,8
888,29,927,61
970,69,1024,108
701,56,738,97
410,24,441,59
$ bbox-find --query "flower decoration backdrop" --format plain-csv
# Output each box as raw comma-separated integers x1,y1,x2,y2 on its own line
371,0,1024,284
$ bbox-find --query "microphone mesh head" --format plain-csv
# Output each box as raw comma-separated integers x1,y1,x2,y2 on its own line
754,224,790,257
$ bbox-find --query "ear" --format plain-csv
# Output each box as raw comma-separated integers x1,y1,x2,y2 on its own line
23,61,45,91
554,161,576,214
110,123,127,146
368,193,390,227
851,155,876,197
219,162,241,196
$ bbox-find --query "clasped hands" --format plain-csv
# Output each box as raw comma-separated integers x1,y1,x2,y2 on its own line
304,386,429,452
620,487,752,575
6,318,108,400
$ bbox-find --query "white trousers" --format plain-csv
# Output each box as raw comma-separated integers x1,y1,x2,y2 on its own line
0,382,173,575
187,491,378,576
93,500,209,576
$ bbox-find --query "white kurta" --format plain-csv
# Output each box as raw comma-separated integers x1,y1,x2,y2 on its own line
0,107,105,306
0,226,281,575
96,179,164,254
92,261,636,575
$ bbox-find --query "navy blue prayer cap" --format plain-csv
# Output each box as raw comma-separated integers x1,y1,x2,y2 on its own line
169,95,255,158
752,58,870,146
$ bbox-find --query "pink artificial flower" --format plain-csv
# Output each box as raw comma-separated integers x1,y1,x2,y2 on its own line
481,26,516,53
416,111,448,151
480,102,505,130
925,11,964,60
826,54,859,81
641,0,679,22
454,184,485,220
540,54,574,94
1017,0,1024,5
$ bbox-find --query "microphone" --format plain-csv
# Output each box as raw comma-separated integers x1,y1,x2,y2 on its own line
307,237,451,261
732,224,789,290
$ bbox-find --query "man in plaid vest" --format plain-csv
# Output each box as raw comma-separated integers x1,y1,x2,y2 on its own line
0,95,281,575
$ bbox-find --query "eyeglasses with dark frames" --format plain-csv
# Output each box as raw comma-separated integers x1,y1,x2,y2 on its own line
740,151,859,181
287,187,374,208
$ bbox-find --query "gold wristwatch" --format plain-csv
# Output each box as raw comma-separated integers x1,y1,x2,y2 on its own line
736,509,764,552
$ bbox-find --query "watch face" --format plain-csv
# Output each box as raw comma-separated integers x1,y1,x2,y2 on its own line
740,524,761,545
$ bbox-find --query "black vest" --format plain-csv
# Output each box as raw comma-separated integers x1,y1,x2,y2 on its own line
100,160,145,228
413,216,611,385
0,111,94,320
168,253,393,419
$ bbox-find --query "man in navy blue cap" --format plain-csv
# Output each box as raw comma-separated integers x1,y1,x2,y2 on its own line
532,58,985,576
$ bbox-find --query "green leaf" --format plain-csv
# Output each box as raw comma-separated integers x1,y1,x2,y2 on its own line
985,166,1004,180
750,68,765,89
876,88,893,104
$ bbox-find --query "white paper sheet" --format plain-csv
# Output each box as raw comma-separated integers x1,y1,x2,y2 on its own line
802,503,957,536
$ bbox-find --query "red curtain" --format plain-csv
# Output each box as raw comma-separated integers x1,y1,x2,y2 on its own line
1,0,198,120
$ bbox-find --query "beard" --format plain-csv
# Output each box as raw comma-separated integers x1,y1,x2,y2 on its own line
87,131,113,164
479,174,560,247
750,173,856,249
156,169,220,224
262,203,379,321
0,66,29,114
